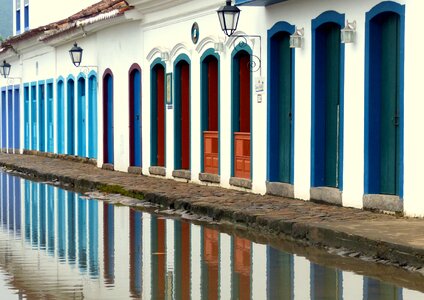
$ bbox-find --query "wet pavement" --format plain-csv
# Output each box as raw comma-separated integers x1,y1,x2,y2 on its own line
0,153,423,272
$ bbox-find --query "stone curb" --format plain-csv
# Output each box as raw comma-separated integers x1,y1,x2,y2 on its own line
0,158,423,270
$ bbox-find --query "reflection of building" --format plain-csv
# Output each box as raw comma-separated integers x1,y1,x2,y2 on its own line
0,172,420,298
0,0,422,216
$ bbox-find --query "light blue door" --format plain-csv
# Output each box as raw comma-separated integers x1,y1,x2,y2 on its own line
7,88,13,150
31,83,37,150
24,85,29,150
88,75,97,159
67,78,75,155
38,82,45,152
57,80,64,154
77,77,86,157
13,87,20,150
47,82,54,153
1,89,6,150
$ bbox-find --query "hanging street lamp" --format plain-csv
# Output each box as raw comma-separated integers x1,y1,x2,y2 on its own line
69,42,83,67
0,60,11,78
217,0,240,37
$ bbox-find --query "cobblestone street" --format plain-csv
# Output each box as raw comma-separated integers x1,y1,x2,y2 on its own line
0,152,423,270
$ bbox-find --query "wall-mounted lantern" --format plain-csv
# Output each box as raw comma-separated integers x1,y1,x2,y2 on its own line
0,60,11,78
69,42,83,67
290,27,304,49
217,0,240,37
341,20,356,44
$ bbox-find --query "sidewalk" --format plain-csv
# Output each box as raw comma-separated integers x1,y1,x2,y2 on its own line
0,152,423,270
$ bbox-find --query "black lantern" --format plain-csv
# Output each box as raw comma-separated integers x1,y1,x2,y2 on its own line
217,0,240,37
0,60,11,78
69,42,83,67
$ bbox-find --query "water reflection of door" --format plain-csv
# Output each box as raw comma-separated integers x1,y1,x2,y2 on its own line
175,221,191,300
151,216,166,299
201,228,219,299
232,236,251,299
130,210,143,297
103,203,115,284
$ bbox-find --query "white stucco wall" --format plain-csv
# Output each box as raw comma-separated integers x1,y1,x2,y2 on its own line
3,0,424,216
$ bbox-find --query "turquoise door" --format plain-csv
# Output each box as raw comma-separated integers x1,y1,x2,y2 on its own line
367,12,401,195
88,75,97,159
24,85,29,150
30,84,37,150
57,80,65,154
47,82,54,153
67,78,75,155
38,82,45,152
13,87,20,150
312,19,343,188
77,77,86,157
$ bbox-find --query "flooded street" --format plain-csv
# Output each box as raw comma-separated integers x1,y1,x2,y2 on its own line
0,171,422,299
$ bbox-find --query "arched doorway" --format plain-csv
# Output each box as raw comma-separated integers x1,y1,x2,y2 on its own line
67,76,75,155
150,61,165,167
77,75,86,157
129,64,142,167
174,55,191,171
268,22,295,184
232,49,251,180
311,11,345,189
201,51,219,175
365,3,404,196
103,69,114,165
57,78,65,154
88,73,98,159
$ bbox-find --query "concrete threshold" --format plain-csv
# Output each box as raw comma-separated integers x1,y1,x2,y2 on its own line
0,153,424,272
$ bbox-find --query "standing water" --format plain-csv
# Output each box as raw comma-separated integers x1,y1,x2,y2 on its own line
0,171,422,299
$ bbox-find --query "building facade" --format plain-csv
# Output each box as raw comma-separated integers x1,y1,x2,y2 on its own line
0,0,13,39
1,0,423,216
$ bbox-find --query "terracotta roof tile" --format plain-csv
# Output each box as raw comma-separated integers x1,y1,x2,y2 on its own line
0,0,131,49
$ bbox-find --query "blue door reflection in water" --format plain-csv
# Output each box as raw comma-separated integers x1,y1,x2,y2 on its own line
0,172,420,299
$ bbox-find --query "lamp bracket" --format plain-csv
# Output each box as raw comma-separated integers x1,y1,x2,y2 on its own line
228,34,262,75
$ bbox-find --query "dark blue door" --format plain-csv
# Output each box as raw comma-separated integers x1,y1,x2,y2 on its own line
130,69,141,166
103,73,114,164
7,88,13,151
13,86,20,151
67,78,75,155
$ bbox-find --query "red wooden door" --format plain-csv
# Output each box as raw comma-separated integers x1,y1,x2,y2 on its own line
204,131,218,174
156,67,165,166
204,58,219,174
180,63,190,170
234,53,251,179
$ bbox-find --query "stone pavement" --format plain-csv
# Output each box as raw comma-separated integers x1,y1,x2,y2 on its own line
0,153,424,270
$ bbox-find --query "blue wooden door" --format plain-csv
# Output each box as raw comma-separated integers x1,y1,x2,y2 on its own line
7,88,13,151
47,82,53,152
88,75,97,159
77,77,86,157
31,84,37,150
14,87,20,150
67,79,75,155
38,83,45,152
57,80,64,154
103,74,114,164
1,89,6,150
24,85,29,150
130,69,141,166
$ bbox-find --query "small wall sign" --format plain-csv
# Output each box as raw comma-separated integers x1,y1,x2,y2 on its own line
191,22,199,44
255,77,264,93
166,73,172,107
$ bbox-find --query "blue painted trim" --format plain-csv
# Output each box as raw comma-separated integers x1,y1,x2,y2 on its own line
23,83,30,150
77,73,86,157
173,53,191,170
231,45,253,179
267,21,296,183
200,48,221,174
87,72,98,159
311,10,345,190
364,1,405,197
56,77,65,154
150,58,166,167
46,79,54,153
66,75,75,155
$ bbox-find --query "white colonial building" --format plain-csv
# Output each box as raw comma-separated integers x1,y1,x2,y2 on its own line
1,0,424,216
